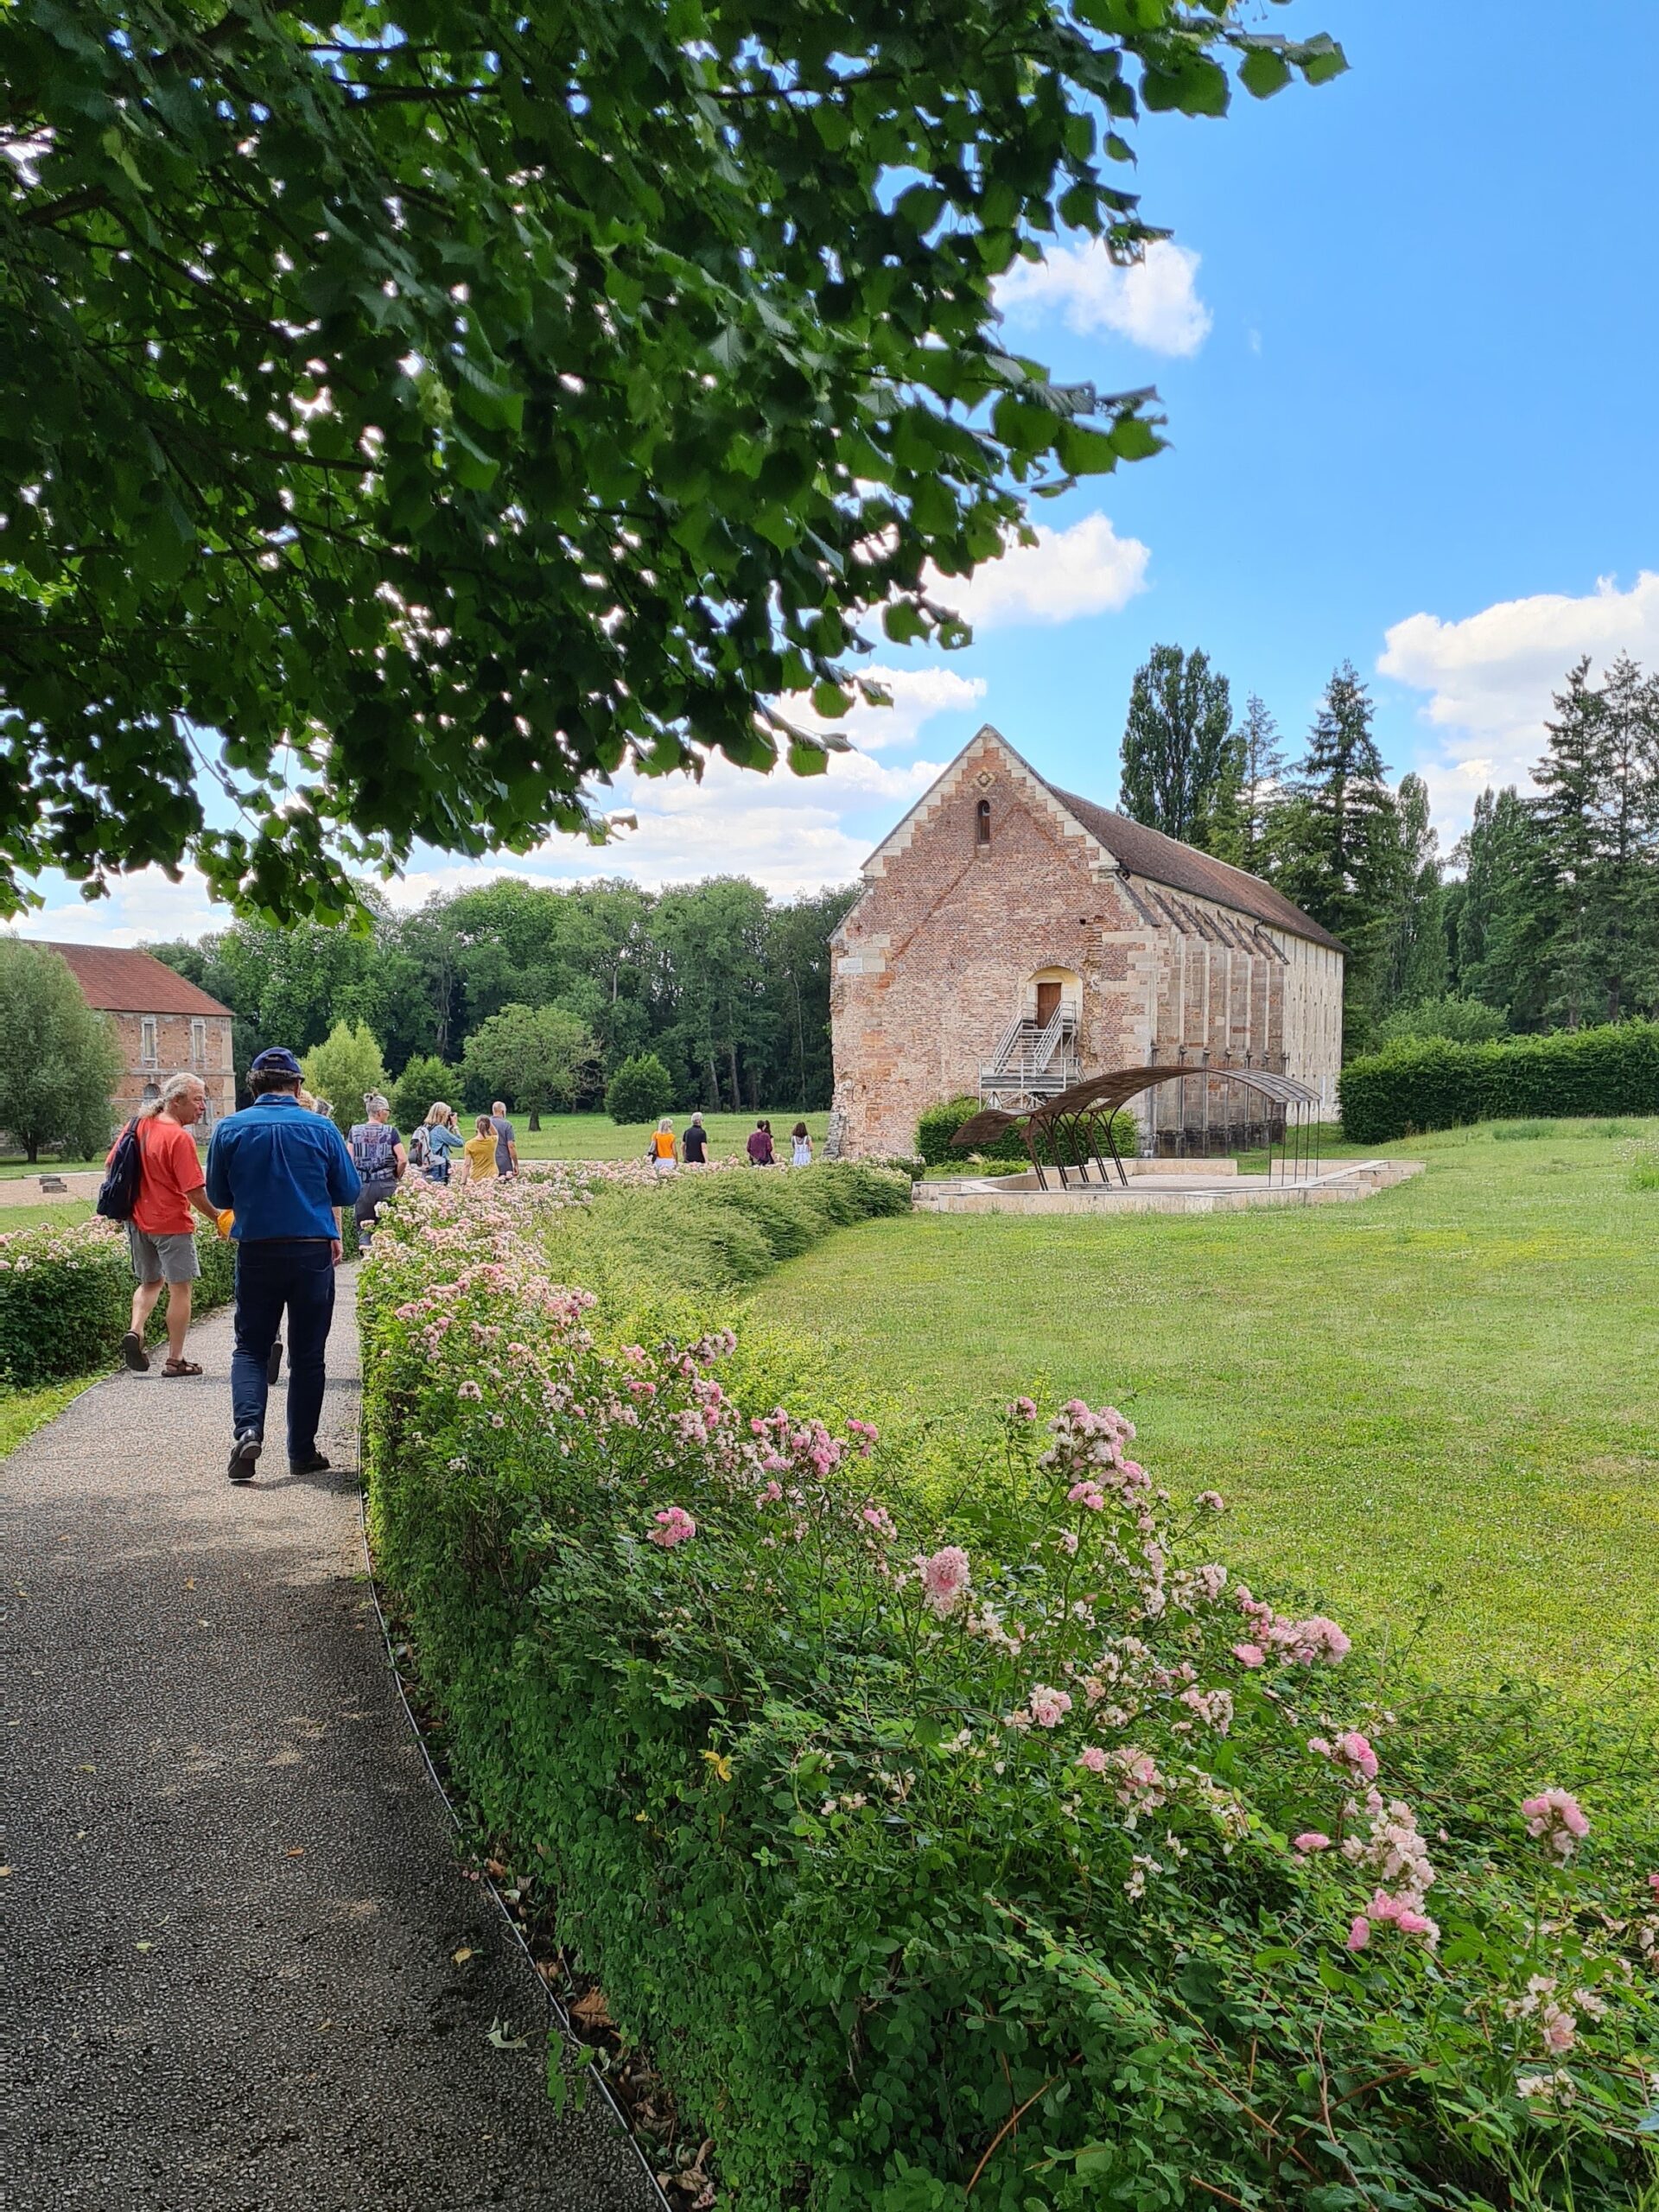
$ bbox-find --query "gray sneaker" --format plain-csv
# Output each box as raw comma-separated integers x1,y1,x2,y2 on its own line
227,1432,262,1484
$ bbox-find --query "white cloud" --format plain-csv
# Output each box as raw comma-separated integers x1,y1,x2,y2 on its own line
996,238,1212,358
12,868,219,948
1379,570,1659,835
775,663,986,752
924,512,1150,631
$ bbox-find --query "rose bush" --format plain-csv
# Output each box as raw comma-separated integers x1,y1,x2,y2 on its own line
361,1170,1659,2211
0,1212,240,1384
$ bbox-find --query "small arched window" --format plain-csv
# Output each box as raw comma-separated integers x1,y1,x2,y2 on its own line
975,797,992,850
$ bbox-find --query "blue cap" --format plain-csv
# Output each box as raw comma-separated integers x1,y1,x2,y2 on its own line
250,1046,302,1077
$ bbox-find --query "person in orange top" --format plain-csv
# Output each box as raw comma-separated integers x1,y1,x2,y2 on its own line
111,1071,220,1376
650,1118,679,1178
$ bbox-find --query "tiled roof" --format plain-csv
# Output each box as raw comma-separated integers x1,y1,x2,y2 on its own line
41,943,234,1017
1044,785,1344,954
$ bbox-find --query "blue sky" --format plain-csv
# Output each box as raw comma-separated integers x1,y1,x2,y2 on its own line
22,0,1659,944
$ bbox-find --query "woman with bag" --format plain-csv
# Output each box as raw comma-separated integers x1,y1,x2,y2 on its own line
346,1092,406,1246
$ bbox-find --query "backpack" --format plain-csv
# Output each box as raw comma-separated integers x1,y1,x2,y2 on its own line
96,1118,143,1223
350,1121,399,1184
408,1124,429,1169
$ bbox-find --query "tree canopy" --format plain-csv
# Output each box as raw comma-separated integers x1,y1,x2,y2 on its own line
1118,643,1237,850
3,0,1343,920
0,939,124,1159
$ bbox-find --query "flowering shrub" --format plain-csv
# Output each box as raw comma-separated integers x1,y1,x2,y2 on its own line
361,1173,1659,2211
0,1212,240,1384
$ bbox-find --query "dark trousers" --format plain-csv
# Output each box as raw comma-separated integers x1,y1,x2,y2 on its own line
231,1239,336,1460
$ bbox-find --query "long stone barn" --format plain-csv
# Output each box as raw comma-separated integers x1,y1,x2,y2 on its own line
827,725,1344,1160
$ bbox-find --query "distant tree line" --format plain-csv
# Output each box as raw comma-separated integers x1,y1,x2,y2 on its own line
150,876,855,1119
1119,645,1659,1052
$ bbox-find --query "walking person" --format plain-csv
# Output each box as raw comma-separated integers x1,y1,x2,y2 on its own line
746,1118,774,1166
460,1113,499,1185
423,1102,465,1183
491,1099,518,1179
790,1121,813,1166
682,1111,709,1166
650,1117,679,1179
205,1047,361,1484
112,1071,219,1377
347,1091,406,1249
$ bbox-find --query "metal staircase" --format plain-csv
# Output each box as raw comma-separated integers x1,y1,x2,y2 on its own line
979,1004,1079,1106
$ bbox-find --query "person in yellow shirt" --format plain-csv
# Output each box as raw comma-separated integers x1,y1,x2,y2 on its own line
650,1118,679,1179
460,1114,499,1185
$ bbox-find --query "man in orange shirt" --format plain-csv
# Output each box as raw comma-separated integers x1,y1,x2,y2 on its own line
111,1071,220,1377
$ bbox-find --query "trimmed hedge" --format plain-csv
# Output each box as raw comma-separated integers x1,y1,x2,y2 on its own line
916,1093,1138,1169
360,1166,1659,2212
0,1209,362,1388
1338,1020,1659,1145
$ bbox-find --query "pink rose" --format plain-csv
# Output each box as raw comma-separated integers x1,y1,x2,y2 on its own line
1293,1832,1332,1853
1231,1643,1266,1669
1027,1683,1072,1730
1346,1916,1370,1952
1075,1745,1109,1774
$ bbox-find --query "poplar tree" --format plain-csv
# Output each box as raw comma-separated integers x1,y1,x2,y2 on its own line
1119,645,1239,848
1233,695,1287,870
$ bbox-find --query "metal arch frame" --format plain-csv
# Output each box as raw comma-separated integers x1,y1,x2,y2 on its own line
950,1063,1321,1193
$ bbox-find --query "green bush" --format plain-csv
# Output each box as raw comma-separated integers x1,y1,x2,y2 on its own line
0,1217,236,1386
1375,994,1510,1047
360,1173,1659,2212
604,1051,674,1126
916,1094,1138,1169
389,1052,459,1134
1339,1021,1659,1145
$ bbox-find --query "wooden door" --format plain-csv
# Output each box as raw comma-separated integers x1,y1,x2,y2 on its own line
1035,982,1062,1027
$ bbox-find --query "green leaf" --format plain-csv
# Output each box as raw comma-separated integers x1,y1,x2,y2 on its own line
810,680,850,720
1054,421,1120,475
1110,416,1165,463
1239,48,1293,100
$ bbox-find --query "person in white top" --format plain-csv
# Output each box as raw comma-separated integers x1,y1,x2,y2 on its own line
790,1122,813,1166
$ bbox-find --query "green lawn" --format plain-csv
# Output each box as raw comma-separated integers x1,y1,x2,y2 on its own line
0,1201,94,1232
514,1108,828,1163
0,1157,103,1179
761,1120,1659,1700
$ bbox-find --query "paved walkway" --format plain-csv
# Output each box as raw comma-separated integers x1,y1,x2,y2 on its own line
1,1274,655,2211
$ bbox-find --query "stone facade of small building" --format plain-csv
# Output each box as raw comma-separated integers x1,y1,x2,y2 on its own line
828,727,1344,1160
43,944,238,1131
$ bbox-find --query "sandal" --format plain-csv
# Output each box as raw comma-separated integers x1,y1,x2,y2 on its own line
161,1358,204,1377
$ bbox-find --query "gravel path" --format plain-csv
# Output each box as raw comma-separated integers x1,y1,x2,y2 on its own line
1,1272,655,2211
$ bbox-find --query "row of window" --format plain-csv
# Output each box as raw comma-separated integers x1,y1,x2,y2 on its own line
139,1016,217,1067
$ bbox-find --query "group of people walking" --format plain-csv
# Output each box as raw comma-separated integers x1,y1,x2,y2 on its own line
108,1068,817,1479
648,1114,814,1176
106,1055,520,1488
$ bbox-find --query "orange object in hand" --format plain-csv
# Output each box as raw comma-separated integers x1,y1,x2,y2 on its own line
216,1209,235,1238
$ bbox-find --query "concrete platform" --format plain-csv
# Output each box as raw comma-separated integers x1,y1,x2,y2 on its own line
913,1159,1423,1215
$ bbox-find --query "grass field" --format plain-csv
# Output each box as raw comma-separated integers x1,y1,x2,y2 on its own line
0,1201,94,1232
762,1120,1659,1700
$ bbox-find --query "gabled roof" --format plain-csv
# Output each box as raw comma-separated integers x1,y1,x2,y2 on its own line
1041,784,1344,953
41,943,233,1018
847,726,1341,955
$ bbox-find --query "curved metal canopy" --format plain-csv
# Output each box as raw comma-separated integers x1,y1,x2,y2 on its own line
951,1062,1317,1152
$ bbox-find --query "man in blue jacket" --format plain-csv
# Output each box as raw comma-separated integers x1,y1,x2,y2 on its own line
206,1047,361,1484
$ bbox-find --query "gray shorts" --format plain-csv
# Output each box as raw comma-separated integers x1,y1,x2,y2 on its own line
127,1225,200,1284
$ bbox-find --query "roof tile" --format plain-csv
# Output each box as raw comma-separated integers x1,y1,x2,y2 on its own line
40,943,234,1017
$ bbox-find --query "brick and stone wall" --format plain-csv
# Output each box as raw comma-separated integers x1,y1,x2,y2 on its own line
829,728,1344,1159
106,1010,237,1129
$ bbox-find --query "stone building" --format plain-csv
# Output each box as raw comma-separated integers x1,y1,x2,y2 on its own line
828,725,1344,1159
45,943,237,1130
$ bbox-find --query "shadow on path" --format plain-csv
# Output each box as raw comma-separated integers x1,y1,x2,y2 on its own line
1,1272,655,2211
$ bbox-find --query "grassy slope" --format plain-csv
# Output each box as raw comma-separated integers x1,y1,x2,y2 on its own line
762,1121,1659,1699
